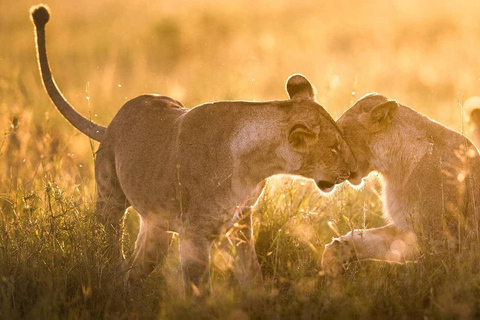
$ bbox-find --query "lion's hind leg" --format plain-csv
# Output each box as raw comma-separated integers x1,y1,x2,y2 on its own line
217,208,263,291
95,145,130,263
125,217,172,285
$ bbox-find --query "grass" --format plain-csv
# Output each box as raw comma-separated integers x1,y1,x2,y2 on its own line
2,0,480,318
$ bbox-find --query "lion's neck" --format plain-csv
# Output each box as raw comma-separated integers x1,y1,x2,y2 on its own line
370,107,433,229
230,114,290,199
371,107,431,188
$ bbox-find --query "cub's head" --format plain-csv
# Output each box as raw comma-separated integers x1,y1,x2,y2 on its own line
337,93,399,185
283,74,357,192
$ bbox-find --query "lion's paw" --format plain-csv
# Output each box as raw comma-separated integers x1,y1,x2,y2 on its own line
321,239,352,278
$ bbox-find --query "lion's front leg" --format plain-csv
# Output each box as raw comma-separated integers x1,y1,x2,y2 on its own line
321,224,418,278
218,207,263,290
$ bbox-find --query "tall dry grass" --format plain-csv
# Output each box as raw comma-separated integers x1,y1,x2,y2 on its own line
2,0,480,318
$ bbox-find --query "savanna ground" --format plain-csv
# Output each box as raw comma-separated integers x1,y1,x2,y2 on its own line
2,0,480,318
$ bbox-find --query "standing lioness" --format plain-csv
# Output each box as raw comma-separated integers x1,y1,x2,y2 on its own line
31,5,356,292
322,93,480,278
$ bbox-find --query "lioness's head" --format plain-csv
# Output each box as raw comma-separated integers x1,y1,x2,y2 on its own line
337,93,399,185
283,74,357,192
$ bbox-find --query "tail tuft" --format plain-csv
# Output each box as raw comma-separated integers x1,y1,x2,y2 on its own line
30,3,106,141
30,4,50,29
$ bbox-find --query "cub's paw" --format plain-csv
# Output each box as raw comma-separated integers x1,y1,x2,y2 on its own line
321,239,353,278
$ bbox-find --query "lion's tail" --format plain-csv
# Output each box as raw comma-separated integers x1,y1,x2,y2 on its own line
30,4,106,142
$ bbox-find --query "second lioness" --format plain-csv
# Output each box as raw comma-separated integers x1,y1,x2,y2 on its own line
322,93,480,278
31,5,357,292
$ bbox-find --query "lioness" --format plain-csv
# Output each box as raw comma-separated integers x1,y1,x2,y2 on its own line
31,5,357,292
322,93,480,278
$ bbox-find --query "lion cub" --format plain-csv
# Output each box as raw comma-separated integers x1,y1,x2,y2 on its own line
322,93,480,278
31,5,357,293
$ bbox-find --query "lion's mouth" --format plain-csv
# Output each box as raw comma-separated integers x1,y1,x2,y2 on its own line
317,180,335,193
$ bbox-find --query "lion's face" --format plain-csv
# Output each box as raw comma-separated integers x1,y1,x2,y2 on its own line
284,75,357,192
337,93,399,186
288,112,357,192
310,128,357,192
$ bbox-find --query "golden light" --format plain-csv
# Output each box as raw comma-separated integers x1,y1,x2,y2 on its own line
464,96,480,112
404,232,417,245
467,149,477,158
390,239,406,253
385,250,402,262
327,220,341,237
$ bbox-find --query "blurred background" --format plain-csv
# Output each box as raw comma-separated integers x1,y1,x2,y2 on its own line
2,0,480,318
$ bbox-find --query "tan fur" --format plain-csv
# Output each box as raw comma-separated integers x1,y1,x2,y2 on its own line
31,5,357,292
322,93,480,278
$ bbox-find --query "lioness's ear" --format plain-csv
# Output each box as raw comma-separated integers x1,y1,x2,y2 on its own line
288,124,319,151
470,109,480,124
286,74,315,100
370,100,399,125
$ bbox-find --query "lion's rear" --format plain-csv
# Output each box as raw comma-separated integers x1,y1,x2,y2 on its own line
100,95,187,215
